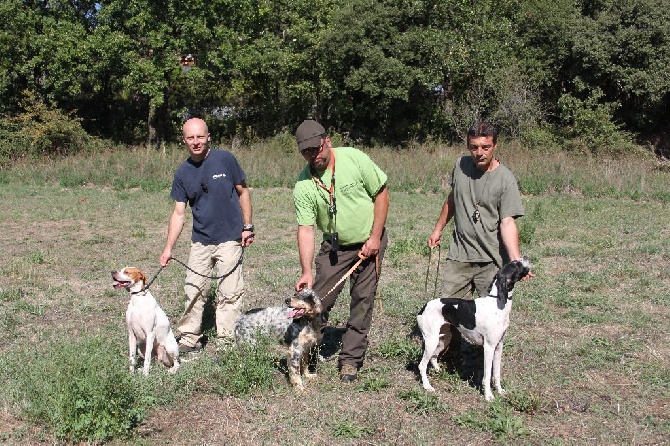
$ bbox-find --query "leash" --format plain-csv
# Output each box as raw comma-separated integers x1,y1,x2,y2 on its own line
175,236,253,320
424,244,441,298
322,252,367,300
322,250,384,315
137,233,254,293
135,265,167,293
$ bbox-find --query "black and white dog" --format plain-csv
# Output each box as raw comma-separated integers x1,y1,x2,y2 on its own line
233,288,322,391
416,257,531,400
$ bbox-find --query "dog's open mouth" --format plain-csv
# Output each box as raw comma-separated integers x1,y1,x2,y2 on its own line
286,308,306,319
112,280,130,289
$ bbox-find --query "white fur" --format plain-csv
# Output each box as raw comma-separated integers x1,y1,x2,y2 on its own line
416,258,531,400
112,267,180,376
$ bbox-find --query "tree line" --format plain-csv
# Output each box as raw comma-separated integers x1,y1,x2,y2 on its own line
1,0,669,156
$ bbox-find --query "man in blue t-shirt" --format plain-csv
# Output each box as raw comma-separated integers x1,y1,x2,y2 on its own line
159,118,254,354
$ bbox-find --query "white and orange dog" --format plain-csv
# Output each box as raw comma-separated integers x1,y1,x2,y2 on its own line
416,257,531,400
112,267,180,376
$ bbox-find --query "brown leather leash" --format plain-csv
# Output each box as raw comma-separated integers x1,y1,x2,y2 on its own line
322,251,383,315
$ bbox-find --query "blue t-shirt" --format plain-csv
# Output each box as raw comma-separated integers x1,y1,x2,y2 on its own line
170,149,246,245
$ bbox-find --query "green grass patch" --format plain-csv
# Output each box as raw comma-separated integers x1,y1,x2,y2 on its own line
453,400,530,441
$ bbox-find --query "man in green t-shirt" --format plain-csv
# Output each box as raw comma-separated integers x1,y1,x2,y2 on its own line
293,119,390,384
426,122,533,374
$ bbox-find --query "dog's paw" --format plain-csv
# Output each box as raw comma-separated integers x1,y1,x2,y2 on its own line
497,387,506,396
292,383,307,392
423,384,436,392
304,372,317,380
484,393,495,401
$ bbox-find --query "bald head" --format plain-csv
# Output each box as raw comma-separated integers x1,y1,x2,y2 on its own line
182,118,211,161
183,118,208,136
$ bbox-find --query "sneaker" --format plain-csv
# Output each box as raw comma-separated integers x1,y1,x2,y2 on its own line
178,342,202,355
339,364,358,383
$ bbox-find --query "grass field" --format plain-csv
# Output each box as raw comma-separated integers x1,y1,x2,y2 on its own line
0,142,668,444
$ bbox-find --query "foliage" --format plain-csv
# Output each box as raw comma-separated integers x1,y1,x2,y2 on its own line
452,400,530,441
1,0,668,150
210,340,280,397
375,335,421,361
330,420,375,439
557,87,631,152
0,90,93,164
0,337,143,443
396,388,446,415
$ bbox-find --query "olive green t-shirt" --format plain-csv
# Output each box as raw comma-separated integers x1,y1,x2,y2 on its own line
447,156,525,267
294,147,387,246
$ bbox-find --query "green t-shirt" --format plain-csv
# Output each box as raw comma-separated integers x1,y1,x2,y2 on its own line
447,155,525,267
293,147,387,246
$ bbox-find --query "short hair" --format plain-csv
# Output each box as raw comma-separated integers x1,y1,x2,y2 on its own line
467,122,498,144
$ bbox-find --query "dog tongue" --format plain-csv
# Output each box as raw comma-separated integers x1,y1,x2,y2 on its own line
287,308,305,319
112,281,126,289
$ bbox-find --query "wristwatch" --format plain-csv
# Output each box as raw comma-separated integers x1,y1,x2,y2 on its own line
242,224,254,232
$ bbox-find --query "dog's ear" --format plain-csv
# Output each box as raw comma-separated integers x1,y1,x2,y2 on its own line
497,273,510,306
309,289,323,314
127,267,147,286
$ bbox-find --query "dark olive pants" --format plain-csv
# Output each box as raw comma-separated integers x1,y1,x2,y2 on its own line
312,229,388,369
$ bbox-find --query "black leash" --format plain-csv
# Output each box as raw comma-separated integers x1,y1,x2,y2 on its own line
168,255,243,281
141,265,166,292
424,244,441,298
140,233,253,292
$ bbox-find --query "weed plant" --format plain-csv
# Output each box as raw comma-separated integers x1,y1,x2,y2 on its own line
0,337,143,443
0,134,668,203
453,400,530,441
0,138,668,444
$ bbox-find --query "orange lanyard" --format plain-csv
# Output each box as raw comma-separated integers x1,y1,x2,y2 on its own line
311,151,336,218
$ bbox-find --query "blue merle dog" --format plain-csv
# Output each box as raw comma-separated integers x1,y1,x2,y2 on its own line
233,288,322,391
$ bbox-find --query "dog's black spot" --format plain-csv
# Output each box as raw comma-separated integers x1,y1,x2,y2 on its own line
494,259,531,309
283,320,306,345
245,308,267,315
439,297,477,330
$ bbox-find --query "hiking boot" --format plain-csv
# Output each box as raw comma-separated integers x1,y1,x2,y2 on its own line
318,351,337,362
340,364,358,383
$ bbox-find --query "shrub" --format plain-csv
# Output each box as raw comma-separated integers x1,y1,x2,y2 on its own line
210,340,279,397
397,388,446,415
452,400,529,440
0,337,143,443
557,88,634,154
0,91,93,165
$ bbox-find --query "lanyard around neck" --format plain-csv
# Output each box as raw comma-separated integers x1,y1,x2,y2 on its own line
311,150,337,223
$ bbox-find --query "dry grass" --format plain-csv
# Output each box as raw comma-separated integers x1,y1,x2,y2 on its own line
0,147,669,444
